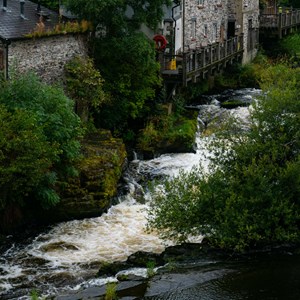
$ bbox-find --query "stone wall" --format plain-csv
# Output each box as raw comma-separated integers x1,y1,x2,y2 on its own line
228,0,259,63
183,0,259,62
242,0,259,63
184,0,229,50
8,34,87,83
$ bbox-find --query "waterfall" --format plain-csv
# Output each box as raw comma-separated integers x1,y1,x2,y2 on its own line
0,88,261,299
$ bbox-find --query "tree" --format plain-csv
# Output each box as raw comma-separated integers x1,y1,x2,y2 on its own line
148,62,300,251
93,33,162,135
63,0,172,36
65,56,107,123
62,0,169,137
0,73,82,209
0,105,57,208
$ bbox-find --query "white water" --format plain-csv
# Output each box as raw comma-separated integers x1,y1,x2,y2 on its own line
0,88,260,299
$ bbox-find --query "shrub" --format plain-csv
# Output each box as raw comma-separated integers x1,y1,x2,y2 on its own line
0,73,82,209
137,109,197,155
148,63,300,251
65,56,107,124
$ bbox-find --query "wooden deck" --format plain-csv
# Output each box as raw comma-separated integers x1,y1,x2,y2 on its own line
260,9,300,38
160,35,244,86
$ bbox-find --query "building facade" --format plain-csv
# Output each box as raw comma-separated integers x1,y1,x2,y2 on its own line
160,0,259,64
0,0,87,83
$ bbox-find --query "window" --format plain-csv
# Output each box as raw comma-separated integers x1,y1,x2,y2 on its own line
204,24,208,37
197,0,205,8
191,19,196,39
213,23,218,42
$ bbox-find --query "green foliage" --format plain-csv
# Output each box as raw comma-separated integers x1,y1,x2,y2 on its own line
184,80,210,103
146,260,156,278
148,63,300,251
279,34,300,68
105,282,118,300
93,33,162,134
65,56,107,123
215,63,259,90
64,0,172,34
221,99,248,109
60,1,168,137
25,20,92,38
0,105,55,208
30,289,39,300
278,0,300,7
137,108,197,155
0,73,82,209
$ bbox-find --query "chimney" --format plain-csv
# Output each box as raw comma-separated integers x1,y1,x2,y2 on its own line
2,0,7,11
36,0,41,13
20,0,25,19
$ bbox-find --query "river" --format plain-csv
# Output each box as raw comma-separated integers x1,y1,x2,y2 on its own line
1,88,299,299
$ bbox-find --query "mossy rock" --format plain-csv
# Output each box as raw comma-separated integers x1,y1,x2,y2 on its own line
41,129,127,222
220,99,248,109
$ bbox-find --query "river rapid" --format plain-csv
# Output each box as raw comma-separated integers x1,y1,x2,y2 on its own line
2,88,299,300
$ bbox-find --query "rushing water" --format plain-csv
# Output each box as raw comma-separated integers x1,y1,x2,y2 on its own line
0,88,281,300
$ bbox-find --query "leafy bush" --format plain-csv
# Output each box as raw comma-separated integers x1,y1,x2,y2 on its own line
148,63,300,251
280,33,300,56
93,33,162,135
0,73,82,209
137,108,197,155
65,56,107,124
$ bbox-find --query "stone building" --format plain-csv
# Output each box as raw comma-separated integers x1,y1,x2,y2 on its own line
0,0,87,83
161,0,259,64
228,0,259,63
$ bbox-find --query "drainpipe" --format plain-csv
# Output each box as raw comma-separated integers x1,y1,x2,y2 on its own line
182,0,185,53
171,2,180,55
181,0,187,85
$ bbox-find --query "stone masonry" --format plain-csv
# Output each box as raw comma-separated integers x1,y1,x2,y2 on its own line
182,0,259,62
8,34,87,84
184,0,229,51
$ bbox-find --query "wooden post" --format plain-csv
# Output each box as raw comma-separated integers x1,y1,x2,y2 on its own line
278,13,283,39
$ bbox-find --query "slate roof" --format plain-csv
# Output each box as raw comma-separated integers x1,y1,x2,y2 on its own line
0,0,59,40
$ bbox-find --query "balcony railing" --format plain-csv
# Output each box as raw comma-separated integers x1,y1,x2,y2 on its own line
260,9,300,29
161,35,244,85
